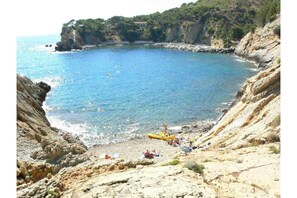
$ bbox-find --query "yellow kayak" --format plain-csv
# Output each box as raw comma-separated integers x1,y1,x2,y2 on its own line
147,132,175,141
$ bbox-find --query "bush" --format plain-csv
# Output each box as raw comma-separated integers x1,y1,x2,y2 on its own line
269,115,280,128
184,160,205,174
163,158,180,166
256,0,280,27
266,133,280,143
231,27,244,41
269,145,280,154
169,159,180,165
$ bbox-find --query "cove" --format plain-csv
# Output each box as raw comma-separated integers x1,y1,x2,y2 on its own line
17,36,257,146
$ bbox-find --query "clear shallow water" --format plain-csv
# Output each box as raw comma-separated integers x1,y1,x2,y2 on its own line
17,35,257,147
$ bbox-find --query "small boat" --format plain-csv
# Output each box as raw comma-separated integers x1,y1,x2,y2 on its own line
147,132,175,141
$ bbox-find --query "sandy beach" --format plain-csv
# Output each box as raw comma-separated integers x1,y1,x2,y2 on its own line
85,132,199,164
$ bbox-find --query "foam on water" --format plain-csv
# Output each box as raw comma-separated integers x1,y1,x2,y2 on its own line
33,76,63,89
48,116,89,136
29,44,56,52
248,68,259,72
233,55,259,68
47,115,145,147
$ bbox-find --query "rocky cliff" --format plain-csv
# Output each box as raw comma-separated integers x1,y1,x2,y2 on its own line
195,16,280,149
55,22,84,51
188,16,280,197
17,74,88,186
165,21,207,44
235,16,280,68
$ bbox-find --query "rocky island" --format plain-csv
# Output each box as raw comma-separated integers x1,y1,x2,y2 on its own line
17,0,280,197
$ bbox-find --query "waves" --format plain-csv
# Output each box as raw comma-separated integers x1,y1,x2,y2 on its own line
47,115,144,147
233,55,259,71
33,76,63,89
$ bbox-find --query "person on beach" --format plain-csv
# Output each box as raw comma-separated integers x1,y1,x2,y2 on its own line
143,150,154,159
163,123,169,136
167,137,181,147
180,140,193,155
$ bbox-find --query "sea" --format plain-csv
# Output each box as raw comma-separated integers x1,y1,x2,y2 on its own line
17,35,257,147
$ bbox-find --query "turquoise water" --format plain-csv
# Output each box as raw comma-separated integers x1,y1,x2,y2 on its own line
17,35,257,146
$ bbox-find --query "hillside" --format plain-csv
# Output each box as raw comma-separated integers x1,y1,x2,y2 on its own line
55,0,280,51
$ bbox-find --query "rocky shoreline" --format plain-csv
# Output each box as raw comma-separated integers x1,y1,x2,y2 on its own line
153,42,235,54
55,41,235,55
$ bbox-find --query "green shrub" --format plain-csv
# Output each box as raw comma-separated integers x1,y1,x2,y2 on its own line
163,158,180,166
231,27,244,41
269,115,280,128
256,0,280,27
184,160,205,174
269,145,280,154
46,188,59,198
169,159,180,165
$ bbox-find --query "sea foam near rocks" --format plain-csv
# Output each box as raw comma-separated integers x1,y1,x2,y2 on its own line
33,76,62,89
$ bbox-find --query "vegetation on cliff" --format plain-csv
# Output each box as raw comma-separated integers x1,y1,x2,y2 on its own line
57,0,280,50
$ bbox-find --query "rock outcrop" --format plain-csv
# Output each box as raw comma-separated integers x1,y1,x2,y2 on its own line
55,22,83,51
165,20,208,44
17,74,88,185
235,16,280,68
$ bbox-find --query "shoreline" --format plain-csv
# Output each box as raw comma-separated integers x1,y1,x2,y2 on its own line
85,129,203,164
47,113,216,148
153,42,235,54
54,41,235,54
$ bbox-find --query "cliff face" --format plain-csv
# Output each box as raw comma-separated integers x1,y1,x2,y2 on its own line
17,74,88,186
195,17,280,152
56,21,224,51
235,17,280,68
165,21,208,44
55,24,83,51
